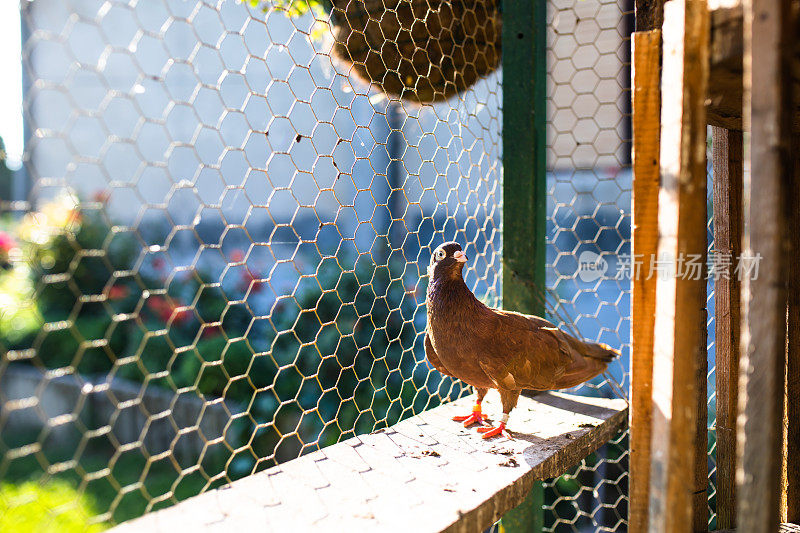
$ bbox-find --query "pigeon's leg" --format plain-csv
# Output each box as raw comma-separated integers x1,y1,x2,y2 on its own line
477,389,519,439
452,387,489,426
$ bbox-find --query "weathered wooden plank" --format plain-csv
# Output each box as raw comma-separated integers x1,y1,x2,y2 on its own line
636,0,665,31
707,4,744,130
648,0,710,531
736,0,796,530
630,28,662,533
784,40,800,520
782,134,800,524
717,524,800,533
712,126,743,530
110,392,627,533
705,1,800,130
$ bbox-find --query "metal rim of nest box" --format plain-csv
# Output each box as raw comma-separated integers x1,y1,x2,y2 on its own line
325,0,502,104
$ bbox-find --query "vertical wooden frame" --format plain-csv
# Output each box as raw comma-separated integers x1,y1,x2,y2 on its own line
629,28,661,533
500,0,547,530
711,126,743,530
501,0,546,315
647,0,710,531
782,29,800,522
784,129,800,525
736,0,796,530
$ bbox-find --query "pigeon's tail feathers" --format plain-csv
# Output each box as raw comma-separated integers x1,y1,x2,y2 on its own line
550,340,618,389
583,341,619,363
558,332,619,363
553,356,608,389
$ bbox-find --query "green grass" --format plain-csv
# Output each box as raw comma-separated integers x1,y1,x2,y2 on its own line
1,440,224,529
0,479,106,533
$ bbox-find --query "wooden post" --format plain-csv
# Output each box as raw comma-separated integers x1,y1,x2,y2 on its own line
500,0,546,316
736,0,796,530
500,0,547,530
629,28,661,533
711,126,743,530
635,0,665,31
647,0,709,531
783,131,800,525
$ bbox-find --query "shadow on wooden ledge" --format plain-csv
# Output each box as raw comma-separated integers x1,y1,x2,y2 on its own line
111,391,628,533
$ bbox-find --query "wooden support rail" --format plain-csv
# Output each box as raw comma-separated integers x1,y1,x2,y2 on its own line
718,524,800,533
110,392,627,533
712,125,743,530
647,1,709,531
785,132,800,525
736,0,797,530
631,1,800,530
706,0,800,130
629,28,661,533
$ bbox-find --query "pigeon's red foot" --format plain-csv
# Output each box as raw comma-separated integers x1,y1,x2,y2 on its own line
476,422,513,440
452,404,488,427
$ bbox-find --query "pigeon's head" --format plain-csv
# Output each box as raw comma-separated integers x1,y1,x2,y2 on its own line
428,241,467,280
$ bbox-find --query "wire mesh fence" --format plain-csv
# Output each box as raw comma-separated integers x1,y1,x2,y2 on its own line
0,0,633,530
541,1,632,530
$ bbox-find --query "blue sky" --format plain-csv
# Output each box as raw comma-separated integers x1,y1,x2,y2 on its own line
0,2,22,170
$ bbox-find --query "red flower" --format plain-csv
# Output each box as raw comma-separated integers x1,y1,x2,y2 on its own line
172,308,191,325
0,231,16,253
146,295,168,315
238,269,263,294
108,285,130,300
231,249,245,263
146,295,190,325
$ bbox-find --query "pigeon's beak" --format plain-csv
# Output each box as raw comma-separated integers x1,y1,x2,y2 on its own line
453,250,467,263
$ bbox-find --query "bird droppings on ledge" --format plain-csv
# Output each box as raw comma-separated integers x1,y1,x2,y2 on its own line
408,449,442,459
498,458,520,468
487,446,515,456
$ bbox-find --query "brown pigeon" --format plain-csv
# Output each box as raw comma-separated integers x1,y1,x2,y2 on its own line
425,242,619,438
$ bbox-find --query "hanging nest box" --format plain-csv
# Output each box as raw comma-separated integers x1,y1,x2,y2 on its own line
328,0,502,104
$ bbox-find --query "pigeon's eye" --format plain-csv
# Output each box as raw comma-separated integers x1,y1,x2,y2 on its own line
435,249,446,261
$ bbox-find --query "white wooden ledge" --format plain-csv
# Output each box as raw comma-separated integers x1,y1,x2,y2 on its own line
112,391,627,533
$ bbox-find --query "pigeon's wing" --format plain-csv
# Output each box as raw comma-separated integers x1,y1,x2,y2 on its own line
474,310,571,390
425,331,453,377
491,308,557,330
477,309,610,390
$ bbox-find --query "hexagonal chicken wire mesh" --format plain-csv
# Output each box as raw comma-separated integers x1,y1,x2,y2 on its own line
0,0,632,530
540,1,632,531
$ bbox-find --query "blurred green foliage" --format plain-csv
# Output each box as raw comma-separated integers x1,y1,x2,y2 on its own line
0,264,40,346
0,435,217,529
1,195,457,525
0,479,107,533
